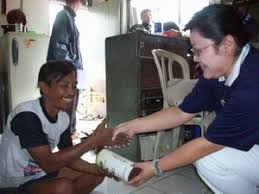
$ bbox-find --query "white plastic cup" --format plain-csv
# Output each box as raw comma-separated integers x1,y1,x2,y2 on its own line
96,149,141,182
19,23,23,32
15,23,19,32
15,23,23,32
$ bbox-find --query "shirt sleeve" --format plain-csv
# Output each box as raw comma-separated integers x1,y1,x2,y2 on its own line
57,127,73,150
179,77,221,113
10,112,48,149
48,11,71,61
204,88,259,151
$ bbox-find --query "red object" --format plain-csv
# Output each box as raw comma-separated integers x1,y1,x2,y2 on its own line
163,30,181,38
1,0,6,16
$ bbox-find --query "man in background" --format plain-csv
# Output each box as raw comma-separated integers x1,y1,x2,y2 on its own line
47,0,83,137
129,8,153,34
140,9,153,33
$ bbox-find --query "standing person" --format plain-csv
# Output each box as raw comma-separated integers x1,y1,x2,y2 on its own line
47,0,83,136
129,8,153,34
140,9,153,33
0,61,129,194
114,4,259,194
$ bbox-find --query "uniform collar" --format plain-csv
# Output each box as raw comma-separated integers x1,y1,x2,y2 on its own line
218,44,250,86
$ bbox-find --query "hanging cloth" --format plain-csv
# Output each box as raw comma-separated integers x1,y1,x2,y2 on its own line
1,0,6,16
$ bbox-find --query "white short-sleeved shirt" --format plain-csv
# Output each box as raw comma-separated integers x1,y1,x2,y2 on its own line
0,98,70,187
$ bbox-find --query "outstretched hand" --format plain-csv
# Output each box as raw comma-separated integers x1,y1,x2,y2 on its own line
92,118,131,148
112,120,138,141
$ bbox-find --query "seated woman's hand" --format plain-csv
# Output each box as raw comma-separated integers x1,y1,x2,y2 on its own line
92,118,131,148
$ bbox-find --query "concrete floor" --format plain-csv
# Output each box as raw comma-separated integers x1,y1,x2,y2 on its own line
90,165,211,194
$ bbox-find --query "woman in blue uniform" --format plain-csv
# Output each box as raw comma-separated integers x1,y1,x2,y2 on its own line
113,4,259,194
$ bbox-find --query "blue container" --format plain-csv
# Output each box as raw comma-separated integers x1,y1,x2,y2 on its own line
193,125,201,138
154,22,162,33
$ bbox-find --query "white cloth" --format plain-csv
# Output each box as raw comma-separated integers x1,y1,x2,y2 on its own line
194,145,259,194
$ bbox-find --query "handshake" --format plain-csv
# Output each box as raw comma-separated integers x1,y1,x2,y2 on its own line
85,118,132,149
81,118,141,182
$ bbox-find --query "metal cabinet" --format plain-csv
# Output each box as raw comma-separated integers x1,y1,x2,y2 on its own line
105,32,189,161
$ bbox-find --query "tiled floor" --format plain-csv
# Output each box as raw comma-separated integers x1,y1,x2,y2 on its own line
77,119,213,194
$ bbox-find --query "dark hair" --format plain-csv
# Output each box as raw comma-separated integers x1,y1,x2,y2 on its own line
66,0,81,4
38,60,76,87
184,4,257,53
163,21,180,32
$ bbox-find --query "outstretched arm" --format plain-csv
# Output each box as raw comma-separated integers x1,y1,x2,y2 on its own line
28,134,99,173
28,119,130,173
113,106,195,139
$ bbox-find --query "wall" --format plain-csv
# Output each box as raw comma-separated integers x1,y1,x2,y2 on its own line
22,0,50,34
0,0,50,35
75,0,120,117
79,0,120,89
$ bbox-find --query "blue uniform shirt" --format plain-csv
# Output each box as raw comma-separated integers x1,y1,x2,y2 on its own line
179,46,259,151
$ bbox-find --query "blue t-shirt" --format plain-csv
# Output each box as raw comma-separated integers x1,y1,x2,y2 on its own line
179,47,259,151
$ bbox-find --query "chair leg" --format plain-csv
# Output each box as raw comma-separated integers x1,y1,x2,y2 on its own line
153,130,165,160
153,126,182,160
171,126,181,151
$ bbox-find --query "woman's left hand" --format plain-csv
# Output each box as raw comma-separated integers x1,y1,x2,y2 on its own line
128,161,154,186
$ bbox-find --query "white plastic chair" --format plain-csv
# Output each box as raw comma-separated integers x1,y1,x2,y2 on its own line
151,49,210,160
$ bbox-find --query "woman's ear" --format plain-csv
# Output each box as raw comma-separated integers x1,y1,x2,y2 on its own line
219,35,235,55
38,81,49,95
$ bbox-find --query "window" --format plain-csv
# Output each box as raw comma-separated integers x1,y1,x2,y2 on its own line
130,0,209,30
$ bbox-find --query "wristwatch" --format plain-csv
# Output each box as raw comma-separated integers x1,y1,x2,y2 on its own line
152,159,164,177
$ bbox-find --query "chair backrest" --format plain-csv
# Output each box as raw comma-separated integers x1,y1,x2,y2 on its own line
165,79,198,106
151,49,190,97
152,49,213,136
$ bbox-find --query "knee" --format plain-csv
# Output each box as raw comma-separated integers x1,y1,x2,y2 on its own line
194,155,213,170
193,157,214,182
193,157,205,173
54,178,74,194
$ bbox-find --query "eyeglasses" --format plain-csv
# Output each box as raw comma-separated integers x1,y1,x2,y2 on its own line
191,43,215,57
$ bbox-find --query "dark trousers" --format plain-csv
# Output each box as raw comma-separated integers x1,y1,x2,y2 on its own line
67,89,79,133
